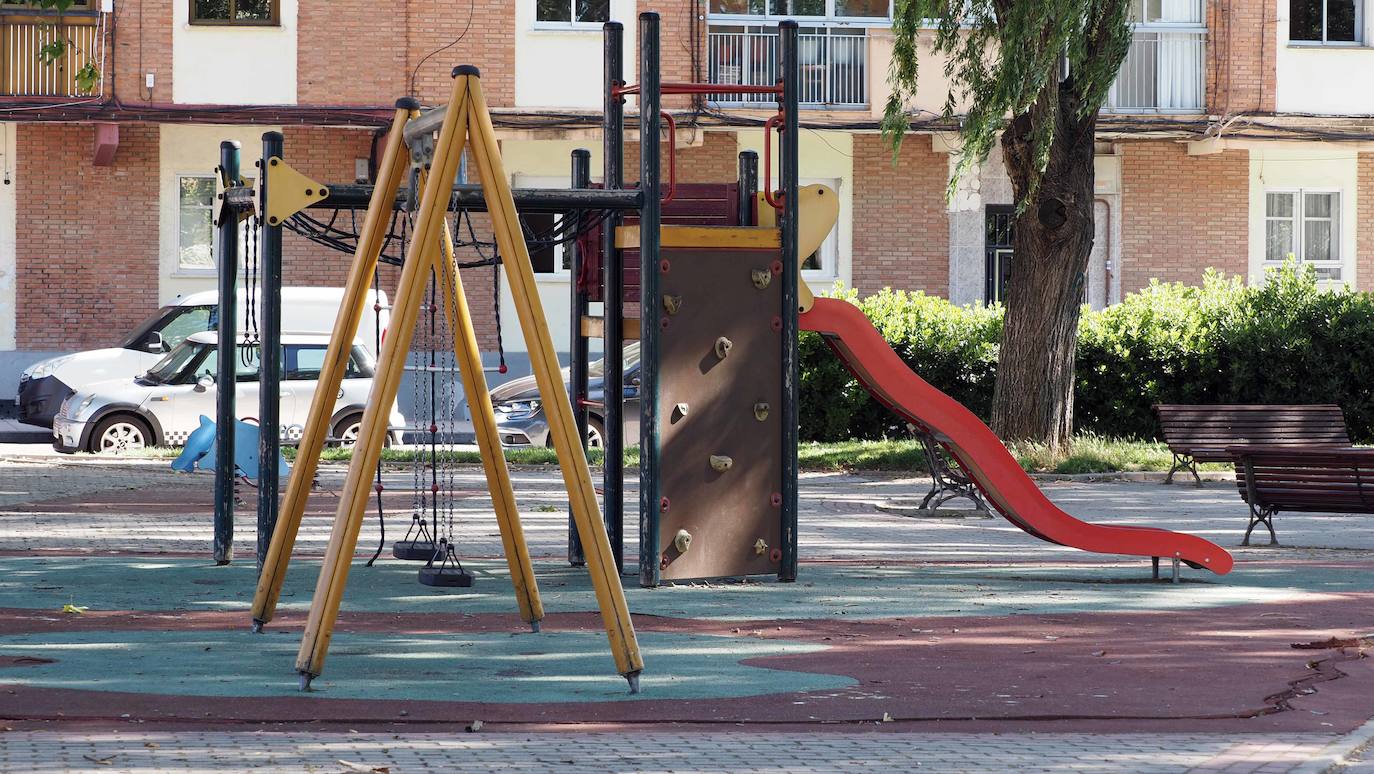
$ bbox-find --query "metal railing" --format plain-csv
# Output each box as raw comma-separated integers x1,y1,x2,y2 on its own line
707,28,867,108
0,14,101,97
1105,28,1206,113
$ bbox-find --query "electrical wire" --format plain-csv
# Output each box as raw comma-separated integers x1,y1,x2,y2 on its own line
408,0,476,97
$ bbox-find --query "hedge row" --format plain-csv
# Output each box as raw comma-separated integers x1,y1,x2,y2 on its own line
800,265,1374,443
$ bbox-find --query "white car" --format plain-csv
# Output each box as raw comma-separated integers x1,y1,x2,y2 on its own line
52,332,405,455
19,287,388,429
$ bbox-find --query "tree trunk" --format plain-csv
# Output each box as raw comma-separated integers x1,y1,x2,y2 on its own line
990,88,1099,453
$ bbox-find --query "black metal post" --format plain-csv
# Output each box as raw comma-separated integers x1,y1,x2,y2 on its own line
213,140,242,566
778,21,801,582
602,20,627,574
737,150,758,227
637,11,662,588
567,148,592,566
257,131,284,574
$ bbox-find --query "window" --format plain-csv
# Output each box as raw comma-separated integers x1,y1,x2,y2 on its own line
707,0,890,21
535,0,609,25
1265,190,1342,279
985,206,1014,305
178,176,216,272
190,0,279,26
186,344,259,383
178,174,255,273
1290,0,1361,43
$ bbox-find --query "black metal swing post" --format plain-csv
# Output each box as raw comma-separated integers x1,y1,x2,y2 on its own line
601,19,627,574
257,131,285,573
778,20,801,582
567,148,593,566
636,11,663,588
213,140,242,566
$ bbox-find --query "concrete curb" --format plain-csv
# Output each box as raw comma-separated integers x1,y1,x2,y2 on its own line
1297,715,1374,773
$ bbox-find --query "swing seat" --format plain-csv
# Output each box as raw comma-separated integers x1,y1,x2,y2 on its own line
418,565,475,587
392,540,442,561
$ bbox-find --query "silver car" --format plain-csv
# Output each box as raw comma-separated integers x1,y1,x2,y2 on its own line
491,344,641,448
53,332,404,454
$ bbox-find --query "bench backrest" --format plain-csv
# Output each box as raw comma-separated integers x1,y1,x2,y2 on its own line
1233,447,1374,514
1155,404,1350,462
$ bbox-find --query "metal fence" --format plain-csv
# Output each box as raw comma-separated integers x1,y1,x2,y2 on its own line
707,28,867,108
1105,28,1206,113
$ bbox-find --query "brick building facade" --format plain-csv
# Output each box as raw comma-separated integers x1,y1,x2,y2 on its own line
2,0,1373,404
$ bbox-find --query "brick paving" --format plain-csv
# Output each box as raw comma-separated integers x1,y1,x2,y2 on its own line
0,729,1368,773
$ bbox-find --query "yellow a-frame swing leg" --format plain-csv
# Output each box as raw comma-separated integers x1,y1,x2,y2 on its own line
292,67,643,692
462,70,643,689
250,99,415,632
435,211,544,628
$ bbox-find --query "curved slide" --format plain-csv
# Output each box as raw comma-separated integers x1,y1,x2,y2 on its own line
801,297,1233,575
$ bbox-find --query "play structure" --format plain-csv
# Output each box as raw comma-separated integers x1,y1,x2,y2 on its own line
201,12,1231,694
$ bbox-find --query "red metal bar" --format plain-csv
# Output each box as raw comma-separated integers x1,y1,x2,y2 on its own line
762,112,785,211
613,82,783,97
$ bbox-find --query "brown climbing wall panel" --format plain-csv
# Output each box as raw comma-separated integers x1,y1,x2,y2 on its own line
657,246,784,580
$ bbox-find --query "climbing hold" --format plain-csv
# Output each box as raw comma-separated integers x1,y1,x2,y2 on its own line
754,538,768,556
674,402,690,419
751,268,772,290
753,402,770,421
663,294,683,315
674,529,693,553
714,337,733,359
709,454,733,472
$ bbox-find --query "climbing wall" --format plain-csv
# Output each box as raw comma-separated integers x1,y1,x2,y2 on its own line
656,245,785,581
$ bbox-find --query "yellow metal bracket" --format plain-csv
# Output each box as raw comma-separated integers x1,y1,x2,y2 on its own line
756,184,839,313
264,156,330,226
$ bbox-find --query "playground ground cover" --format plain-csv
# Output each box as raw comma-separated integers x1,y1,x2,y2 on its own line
1,455,1373,771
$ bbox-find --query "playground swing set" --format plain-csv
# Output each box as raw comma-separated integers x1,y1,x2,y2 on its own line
200,13,1233,695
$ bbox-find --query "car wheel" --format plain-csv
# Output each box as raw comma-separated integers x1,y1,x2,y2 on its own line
89,414,153,455
586,416,605,449
331,414,364,448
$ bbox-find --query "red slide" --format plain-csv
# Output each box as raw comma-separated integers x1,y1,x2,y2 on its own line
801,297,1233,575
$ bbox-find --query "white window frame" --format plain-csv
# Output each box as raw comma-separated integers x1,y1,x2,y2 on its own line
1287,0,1364,45
1263,188,1343,278
175,172,257,277
176,173,217,276
706,0,893,27
532,0,611,31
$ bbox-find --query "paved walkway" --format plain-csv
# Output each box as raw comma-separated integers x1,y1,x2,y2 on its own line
0,728,1369,773
4,456,1374,772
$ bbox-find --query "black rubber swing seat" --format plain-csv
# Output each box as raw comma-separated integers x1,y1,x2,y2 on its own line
418,565,474,587
392,540,442,561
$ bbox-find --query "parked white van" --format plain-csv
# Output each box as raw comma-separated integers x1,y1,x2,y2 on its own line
18,287,387,429
52,332,403,454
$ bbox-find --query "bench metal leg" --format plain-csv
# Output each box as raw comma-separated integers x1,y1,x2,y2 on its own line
1172,557,1180,584
1152,557,1160,580
917,432,990,515
1243,503,1279,546
1164,454,1201,486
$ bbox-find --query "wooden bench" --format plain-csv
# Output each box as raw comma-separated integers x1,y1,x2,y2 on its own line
1153,404,1351,485
1230,445,1374,545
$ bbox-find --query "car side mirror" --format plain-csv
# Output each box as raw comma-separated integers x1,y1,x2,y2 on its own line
146,332,164,353
194,374,215,393
629,374,641,387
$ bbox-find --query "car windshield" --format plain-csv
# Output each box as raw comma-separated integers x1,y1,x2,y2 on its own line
119,305,216,353
144,340,207,384
589,343,641,377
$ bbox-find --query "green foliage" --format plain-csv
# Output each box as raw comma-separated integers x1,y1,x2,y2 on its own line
883,0,1133,200
23,0,101,95
799,285,1002,441
802,266,1374,443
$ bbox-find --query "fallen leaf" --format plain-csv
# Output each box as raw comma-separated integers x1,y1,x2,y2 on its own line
466,720,483,732
1091,650,1107,657
61,604,88,615
81,755,115,766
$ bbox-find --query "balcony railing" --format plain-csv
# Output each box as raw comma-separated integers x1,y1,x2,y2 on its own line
0,13,101,97
707,28,867,109
1105,28,1205,113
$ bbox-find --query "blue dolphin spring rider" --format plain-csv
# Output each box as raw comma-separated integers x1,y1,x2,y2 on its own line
172,415,290,481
